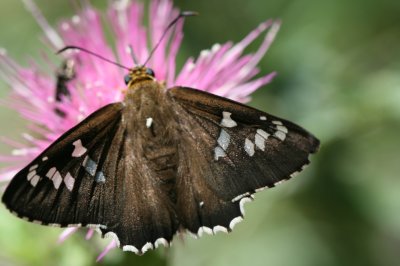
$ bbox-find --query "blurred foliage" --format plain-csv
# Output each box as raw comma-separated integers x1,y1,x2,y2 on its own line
0,0,399,265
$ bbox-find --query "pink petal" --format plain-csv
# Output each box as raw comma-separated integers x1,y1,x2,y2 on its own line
85,229,95,240
58,227,79,243
96,240,117,262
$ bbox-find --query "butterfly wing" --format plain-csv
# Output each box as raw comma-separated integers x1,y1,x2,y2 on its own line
167,87,319,234
2,103,125,227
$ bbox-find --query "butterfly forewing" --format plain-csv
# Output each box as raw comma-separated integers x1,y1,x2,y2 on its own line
2,103,124,226
168,87,319,197
168,87,319,233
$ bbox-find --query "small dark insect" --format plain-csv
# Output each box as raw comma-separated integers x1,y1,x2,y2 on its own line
54,59,76,117
2,12,319,255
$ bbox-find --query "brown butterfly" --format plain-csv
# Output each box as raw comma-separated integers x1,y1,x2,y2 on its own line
2,12,319,254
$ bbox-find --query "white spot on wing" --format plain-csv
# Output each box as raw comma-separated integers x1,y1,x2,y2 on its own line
255,129,270,151
255,134,266,151
123,245,139,253
146,117,153,128
229,216,243,230
198,226,213,237
87,224,106,230
276,125,288,133
214,146,226,160
255,187,266,193
64,172,75,191
46,167,56,179
260,116,267,120
213,226,228,234
29,164,38,171
141,242,154,253
274,131,286,141
42,156,48,161
272,122,288,141
154,238,169,248
84,157,97,176
220,111,237,128
30,175,40,187
52,171,63,189
72,139,87,157
290,171,300,178
244,138,255,156
239,197,253,215
257,129,270,139
232,192,250,202
27,170,36,181
48,223,61,227
95,171,106,183
274,180,286,186
217,129,230,150
199,201,204,207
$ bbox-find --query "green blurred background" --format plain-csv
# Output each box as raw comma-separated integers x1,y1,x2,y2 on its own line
1,0,400,265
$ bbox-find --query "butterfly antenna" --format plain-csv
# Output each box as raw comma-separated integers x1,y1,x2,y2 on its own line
57,46,131,71
142,11,198,67
128,45,138,65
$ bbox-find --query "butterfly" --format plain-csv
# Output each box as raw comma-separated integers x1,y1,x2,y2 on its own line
2,13,319,255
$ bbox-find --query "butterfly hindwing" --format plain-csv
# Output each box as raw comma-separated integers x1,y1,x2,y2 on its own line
168,86,319,234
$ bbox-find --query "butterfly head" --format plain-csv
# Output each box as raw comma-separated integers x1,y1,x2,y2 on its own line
124,66,156,86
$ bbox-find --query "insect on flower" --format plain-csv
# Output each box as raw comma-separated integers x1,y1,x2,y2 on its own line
54,59,76,117
1,0,319,258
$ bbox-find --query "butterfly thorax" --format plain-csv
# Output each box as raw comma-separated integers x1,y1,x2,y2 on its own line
124,79,180,203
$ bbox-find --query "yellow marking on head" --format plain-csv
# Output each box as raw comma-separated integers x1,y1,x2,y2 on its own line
125,66,156,87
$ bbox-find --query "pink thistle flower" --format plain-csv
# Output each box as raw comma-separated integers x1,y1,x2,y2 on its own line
0,0,279,259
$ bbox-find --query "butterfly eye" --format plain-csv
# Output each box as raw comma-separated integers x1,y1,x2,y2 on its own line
146,68,155,77
124,74,132,85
